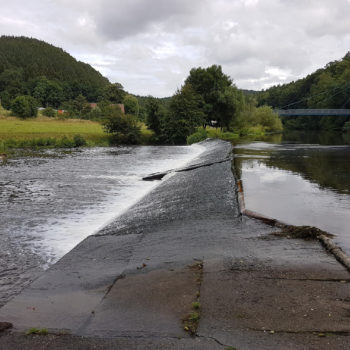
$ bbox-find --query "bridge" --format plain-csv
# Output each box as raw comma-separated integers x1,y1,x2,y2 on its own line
276,109,350,117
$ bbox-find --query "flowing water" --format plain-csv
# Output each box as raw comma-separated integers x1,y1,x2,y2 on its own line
234,131,350,255
0,144,204,306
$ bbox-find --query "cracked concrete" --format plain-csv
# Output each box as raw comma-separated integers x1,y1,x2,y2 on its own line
0,138,349,349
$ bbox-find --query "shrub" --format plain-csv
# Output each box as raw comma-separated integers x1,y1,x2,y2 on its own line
186,129,207,144
73,134,87,147
42,107,56,117
11,95,38,119
58,136,75,148
102,106,141,144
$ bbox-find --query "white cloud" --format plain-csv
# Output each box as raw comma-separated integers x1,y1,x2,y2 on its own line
1,0,350,96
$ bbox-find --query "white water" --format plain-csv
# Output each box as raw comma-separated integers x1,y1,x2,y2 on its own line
0,144,204,266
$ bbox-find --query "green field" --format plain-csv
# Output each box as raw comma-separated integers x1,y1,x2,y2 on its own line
0,115,109,148
0,112,154,150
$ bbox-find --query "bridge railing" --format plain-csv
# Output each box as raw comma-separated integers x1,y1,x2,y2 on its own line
276,109,350,117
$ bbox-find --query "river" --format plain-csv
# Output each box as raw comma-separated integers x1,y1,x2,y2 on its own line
0,144,204,306
234,131,350,255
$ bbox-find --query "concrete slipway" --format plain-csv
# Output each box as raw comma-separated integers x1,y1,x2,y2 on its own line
0,139,349,349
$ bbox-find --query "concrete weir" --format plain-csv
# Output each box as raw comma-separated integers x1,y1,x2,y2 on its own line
1,139,350,349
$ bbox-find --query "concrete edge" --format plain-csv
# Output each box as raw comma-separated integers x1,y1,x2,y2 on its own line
232,162,350,273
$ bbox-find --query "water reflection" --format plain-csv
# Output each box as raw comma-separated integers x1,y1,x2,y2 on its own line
235,133,350,195
234,131,350,254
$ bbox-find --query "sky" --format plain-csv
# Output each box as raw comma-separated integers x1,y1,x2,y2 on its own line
1,0,350,97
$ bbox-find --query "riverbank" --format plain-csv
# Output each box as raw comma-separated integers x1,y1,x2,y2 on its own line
0,115,154,150
0,139,349,349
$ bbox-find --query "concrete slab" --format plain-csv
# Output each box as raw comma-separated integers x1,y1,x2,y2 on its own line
0,234,140,331
198,258,350,349
82,266,198,338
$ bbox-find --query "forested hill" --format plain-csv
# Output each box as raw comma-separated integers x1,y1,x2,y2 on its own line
258,52,350,109
0,36,110,105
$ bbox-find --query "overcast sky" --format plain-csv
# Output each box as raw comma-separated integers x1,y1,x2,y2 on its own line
1,0,350,97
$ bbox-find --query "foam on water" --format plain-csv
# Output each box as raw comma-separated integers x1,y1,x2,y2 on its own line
0,144,205,267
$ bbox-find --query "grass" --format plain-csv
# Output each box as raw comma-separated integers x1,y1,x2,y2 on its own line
0,109,154,149
183,261,203,335
205,127,240,142
26,328,49,335
187,127,243,145
0,115,109,146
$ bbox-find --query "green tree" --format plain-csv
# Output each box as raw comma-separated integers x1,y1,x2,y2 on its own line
64,94,92,118
253,106,283,131
42,106,56,117
185,65,232,127
33,77,64,108
11,95,38,118
0,68,25,107
123,94,139,117
162,84,205,144
103,83,125,103
217,86,244,130
145,97,162,134
102,106,141,144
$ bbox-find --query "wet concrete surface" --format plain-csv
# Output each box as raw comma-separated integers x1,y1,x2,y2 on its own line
0,139,349,349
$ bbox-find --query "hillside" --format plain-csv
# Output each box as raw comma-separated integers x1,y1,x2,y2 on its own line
0,36,110,106
258,52,350,110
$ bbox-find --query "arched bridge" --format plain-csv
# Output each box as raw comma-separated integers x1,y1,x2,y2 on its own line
276,109,350,117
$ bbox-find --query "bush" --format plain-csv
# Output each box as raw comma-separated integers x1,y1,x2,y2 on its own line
186,129,207,144
73,134,87,147
42,107,56,117
11,95,38,119
57,136,75,148
102,106,141,144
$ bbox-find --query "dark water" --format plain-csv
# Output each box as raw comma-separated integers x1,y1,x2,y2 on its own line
234,131,350,255
0,145,204,306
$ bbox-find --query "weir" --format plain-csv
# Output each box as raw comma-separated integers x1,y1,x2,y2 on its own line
0,139,349,349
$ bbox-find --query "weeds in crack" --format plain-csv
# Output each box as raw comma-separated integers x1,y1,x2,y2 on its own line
183,261,203,335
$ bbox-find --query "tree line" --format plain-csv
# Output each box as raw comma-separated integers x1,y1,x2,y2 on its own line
140,65,282,144
257,52,350,131
0,36,141,121
0,36,110,108
0,36,283,145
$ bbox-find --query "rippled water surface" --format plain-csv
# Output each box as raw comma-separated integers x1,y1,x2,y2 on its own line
0,145,203,305
234,131,350,254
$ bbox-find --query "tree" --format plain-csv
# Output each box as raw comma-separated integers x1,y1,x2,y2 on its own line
42,106,56,117
11,95,37,118
103,83,125,103
102,106,141,144
123,94,139,117
33,77,64,108
0,68,25,107
63,94,92,118
162,84,205,144
185,65,232,127
145,97,162,134
253,106,283,131
217,86,244,130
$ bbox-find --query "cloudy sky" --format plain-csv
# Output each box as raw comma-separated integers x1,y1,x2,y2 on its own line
1,0,350,97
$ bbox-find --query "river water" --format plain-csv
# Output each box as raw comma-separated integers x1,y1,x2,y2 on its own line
234,131,350,255
0,144,204,306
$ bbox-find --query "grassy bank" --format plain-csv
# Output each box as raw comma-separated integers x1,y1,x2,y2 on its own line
186,126,266,145
0,113,154,151
0,115,109,150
